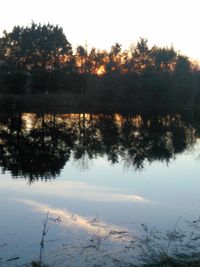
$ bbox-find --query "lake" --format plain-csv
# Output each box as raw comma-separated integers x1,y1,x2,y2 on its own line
1,110,200,266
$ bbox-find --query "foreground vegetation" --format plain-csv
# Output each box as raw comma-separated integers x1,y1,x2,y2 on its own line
11,214,200,266
0,22,200,106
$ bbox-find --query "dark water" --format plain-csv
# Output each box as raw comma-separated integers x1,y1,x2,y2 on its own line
0,110,200,266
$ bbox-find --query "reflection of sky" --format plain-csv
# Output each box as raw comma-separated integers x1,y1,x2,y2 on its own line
9,181,150,203
1,142,200,264
0,145,200,226
15,198,130,239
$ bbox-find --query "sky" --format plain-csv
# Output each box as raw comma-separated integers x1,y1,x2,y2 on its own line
0,0,200,60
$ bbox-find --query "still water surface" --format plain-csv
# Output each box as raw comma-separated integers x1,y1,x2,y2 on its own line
0,111,200,266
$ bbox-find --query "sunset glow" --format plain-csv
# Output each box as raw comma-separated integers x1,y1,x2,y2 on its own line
96,66,106,76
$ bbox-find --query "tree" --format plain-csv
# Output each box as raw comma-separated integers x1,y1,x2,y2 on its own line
0,22,72,93
150,46,177,72
173,55,193,104
106,43,123,73
130,38,151,73
76,45,88,73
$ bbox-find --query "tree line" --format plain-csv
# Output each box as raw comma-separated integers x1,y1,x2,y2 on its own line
0,22,200,105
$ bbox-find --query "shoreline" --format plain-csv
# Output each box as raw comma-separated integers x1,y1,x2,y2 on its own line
0,93,199,114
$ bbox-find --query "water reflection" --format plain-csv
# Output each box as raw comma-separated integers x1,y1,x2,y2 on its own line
15,198,126,237
12,181,150,203
0,111,198,181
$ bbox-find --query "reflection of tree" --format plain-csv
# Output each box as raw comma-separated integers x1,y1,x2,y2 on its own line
0,111,198,181
97,114,120,164
72,114,103,170
0,114,75,182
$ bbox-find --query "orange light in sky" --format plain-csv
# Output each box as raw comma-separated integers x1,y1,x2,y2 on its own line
96,66,106,76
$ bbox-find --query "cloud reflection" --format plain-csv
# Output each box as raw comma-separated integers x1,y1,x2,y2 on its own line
14,198,132,241
30,181,151,204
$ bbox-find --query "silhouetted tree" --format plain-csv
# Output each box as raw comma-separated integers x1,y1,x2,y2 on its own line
150,46,177,72
0,22,72,93
130,38,150,73
172,55,193,104
0,23,200,106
